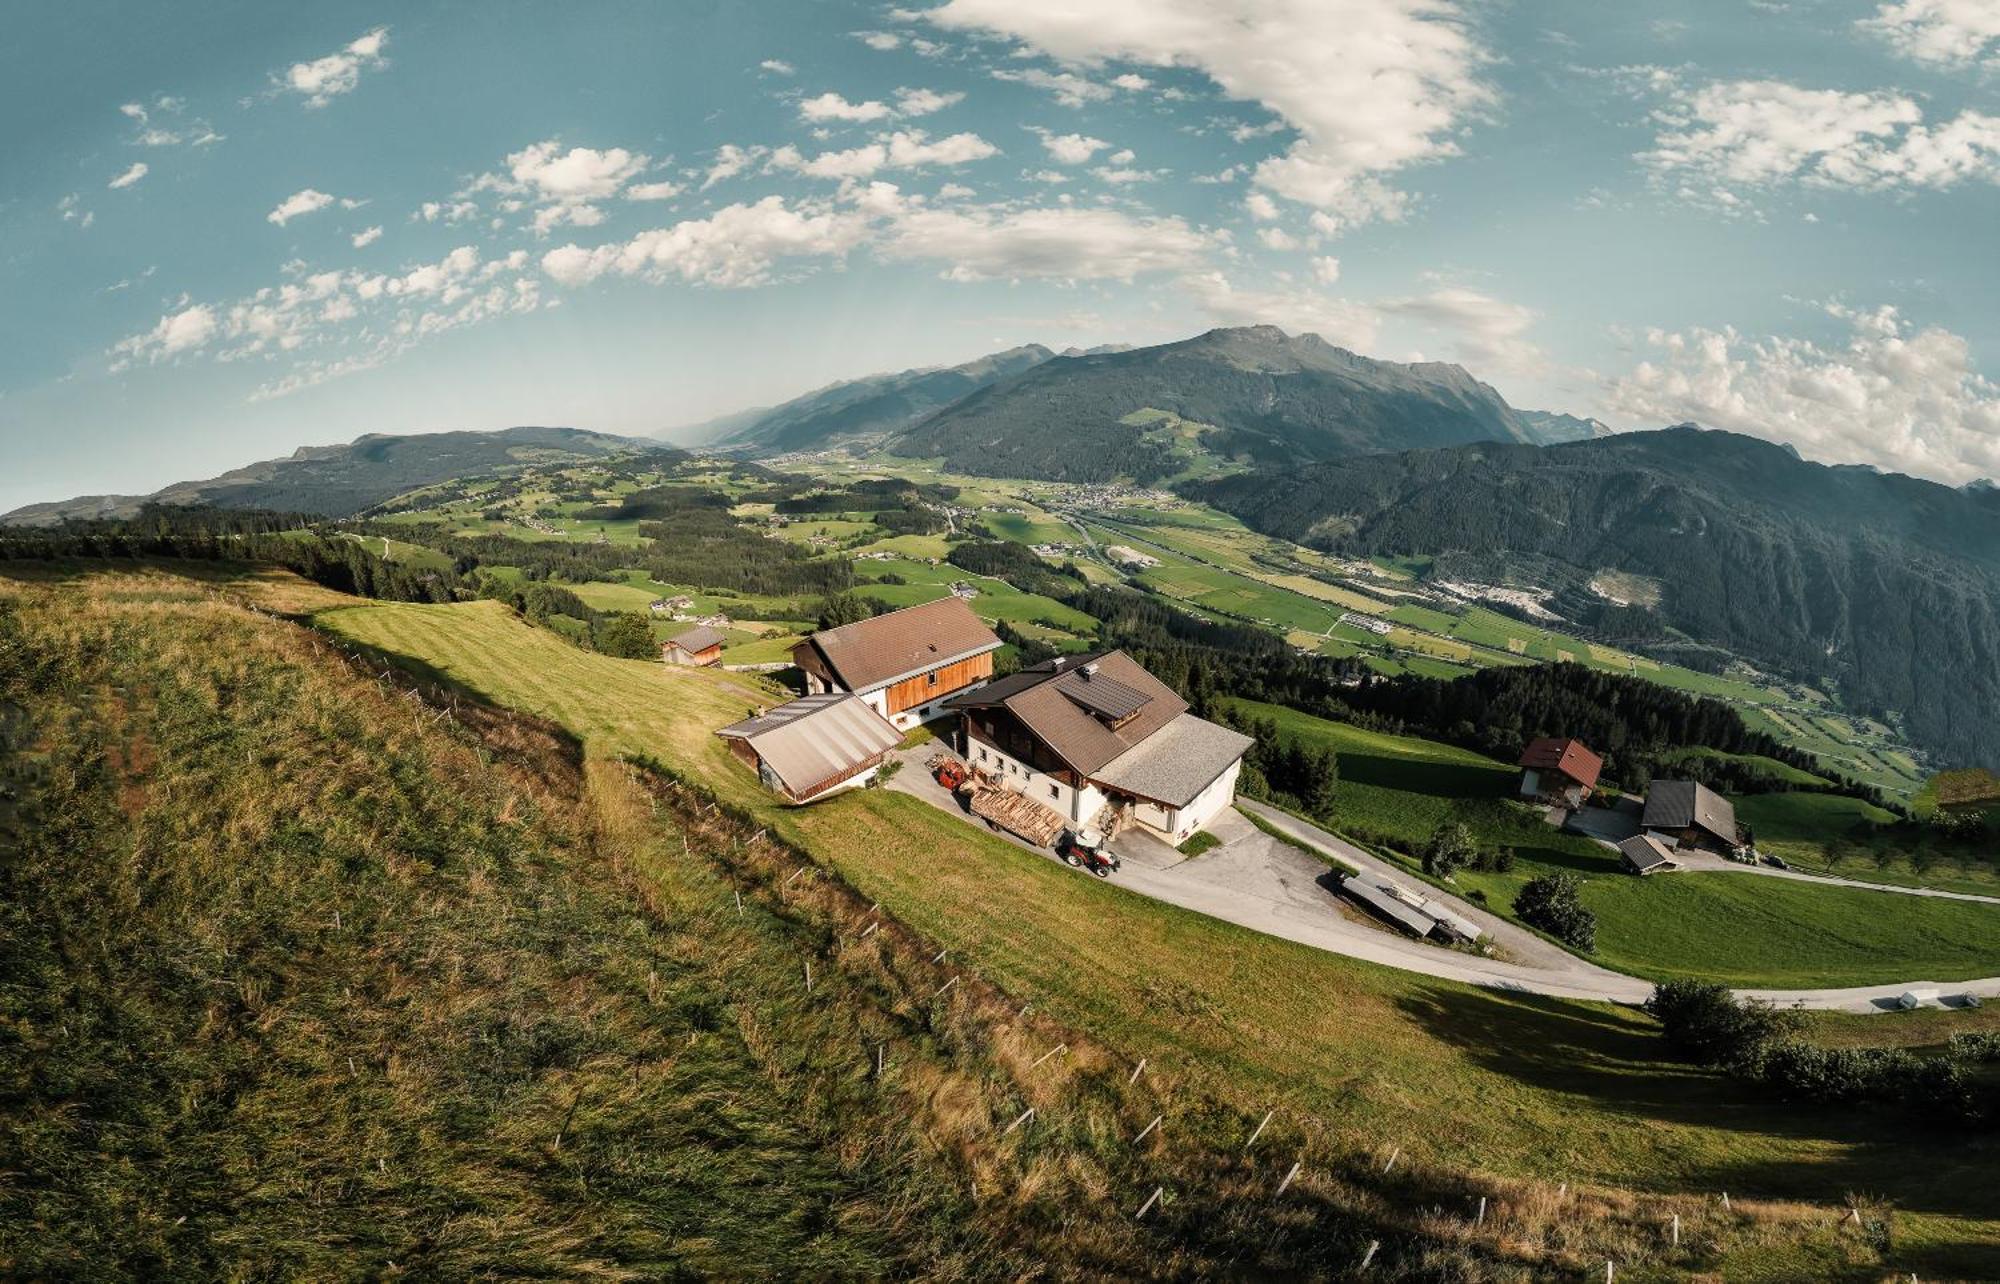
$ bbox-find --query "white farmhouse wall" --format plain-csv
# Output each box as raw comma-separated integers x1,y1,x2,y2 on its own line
1124,759,1243,843
966,737,1107,827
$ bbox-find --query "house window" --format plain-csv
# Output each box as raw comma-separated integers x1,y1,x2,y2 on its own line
1049,784,1060,799
927,671,938,687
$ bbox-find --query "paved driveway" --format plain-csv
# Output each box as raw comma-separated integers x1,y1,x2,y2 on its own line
881,745,1999,1013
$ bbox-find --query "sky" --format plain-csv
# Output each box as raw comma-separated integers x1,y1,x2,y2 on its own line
5,0,2000,514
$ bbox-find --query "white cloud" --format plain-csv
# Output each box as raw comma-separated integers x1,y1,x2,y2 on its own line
703,144,762,190
1311,255,1341,284
1244,191,1280,221
627,180,683,201
1375,285,1543,373
880,200,1218,282
1859,0,2000,68
1093,165,1162,183
856,30,904,50
108,162,148,190
58,193,94,228
760,58,796,74
506,141,649,202
800,91,893,122
1642,79,2000,195
541,196,872,288
267,188,338,225
991,66,1115,108
419,200,479,223
1257,226,1299,250
1028,168,1072,183
281,27,389,107
119,95,223,147
1604,305,2000,485
931,0,1492,229
351,225,383,248
1037,130,1108,164
770,130,997,179
113,304,218,363
1111,73,1151,91
896,86,964,116
110,246,541,397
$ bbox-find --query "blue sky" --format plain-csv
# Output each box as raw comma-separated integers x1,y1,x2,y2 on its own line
5,0,2000,513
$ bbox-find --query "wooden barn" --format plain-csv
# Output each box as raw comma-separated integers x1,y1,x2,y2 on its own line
792,596,1002,731
662,624,725,667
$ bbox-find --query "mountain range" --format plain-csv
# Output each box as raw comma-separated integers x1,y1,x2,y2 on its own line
2,426,653,526
1190,426,2000,770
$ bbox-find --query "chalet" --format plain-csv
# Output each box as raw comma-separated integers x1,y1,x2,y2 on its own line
945,651,1254,845
1641,780,1742,854
792,596,1003,731
661,624,726,667
1616,833,1679,876
1517,736,1603,809
714,694,901,804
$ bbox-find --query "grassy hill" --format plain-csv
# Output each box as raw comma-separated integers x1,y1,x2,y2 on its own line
277,575,2000,1275
1229,700,2000,988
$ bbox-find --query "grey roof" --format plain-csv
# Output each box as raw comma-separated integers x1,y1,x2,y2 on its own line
1414,897,1483,941
1054,668,1151,722
1641,779,1737,843
1341,877,1439,937
1091,712,1254,808
946,651,1187,775
667,624,726,653
1617,833,1678,872
715,693,900,799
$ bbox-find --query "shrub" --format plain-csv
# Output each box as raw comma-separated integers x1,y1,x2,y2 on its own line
1421,822,1478,878
1514,872,1596,952
1644,979,1800,1068
594,612,657,660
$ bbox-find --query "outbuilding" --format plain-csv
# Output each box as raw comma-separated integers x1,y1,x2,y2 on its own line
1616,832,1679,875
714,693,902,804
661,624,725,667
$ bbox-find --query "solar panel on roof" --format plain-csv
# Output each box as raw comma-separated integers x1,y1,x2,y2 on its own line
1054,670,1150,721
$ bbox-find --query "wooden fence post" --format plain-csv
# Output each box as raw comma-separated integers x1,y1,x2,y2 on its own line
1001,1107,1036,1137
1359,1240,1379,1271
1029,1043,1066,1070
1128,1057,1147,1085
1244,1110,1273,1152
1135,1186,1164,1220
1133,1114,1162,1144
1276,1161,1302,1197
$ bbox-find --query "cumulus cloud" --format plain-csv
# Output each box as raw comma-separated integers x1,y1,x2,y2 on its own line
110,246,542,398
1859,0,2000,68
280,27,389,107
351,225,383,248
896,86,964,116
800,91,894,122
1603,304,2000,484
1179,272,1380,350
931,0,1493,230
1244,191,1280,221
768,130,998,180
991,66,1115,108
108,162,148,190
703,144,762,190
760,58,796,74
879,199,1218,282
1311,255,1341,284
1641,79,2000,195
450,140,671,234
541,196,872,288
627,180,682,201
1037,130,1108,164
119,95,223,148
505,140,648,201
267,188,341,225
856,30,903,50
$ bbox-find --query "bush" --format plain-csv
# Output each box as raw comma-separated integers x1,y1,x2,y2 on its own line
594,612,658,660
1514,872,1597,952
1421,822,1478,878
1644,980,1799,1068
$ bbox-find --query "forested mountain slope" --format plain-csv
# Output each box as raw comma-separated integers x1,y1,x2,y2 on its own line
1191,426,2000,768
888,325,1597,482
2,426,653,525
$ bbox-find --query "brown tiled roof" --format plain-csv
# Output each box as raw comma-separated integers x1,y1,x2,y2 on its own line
802,596,1002,693
666,624,726,654
1518,736,1603,791
951,650,1188,776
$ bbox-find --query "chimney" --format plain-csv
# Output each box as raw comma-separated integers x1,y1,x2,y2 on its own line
1082,661,1100,677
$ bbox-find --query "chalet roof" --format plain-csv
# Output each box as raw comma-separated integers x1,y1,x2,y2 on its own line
947,650,1188,776
1641,780,1738,844
1093,713,1254,809
1518,736,1603,791
666,624,726,654
800,596,1001,693
1617,833,1678,873
715,693,900,799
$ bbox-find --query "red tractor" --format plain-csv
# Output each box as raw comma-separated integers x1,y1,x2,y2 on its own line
1057,829,1121,878
931,756,969,791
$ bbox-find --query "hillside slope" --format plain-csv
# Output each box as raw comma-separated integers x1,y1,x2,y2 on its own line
2,426,655,525
887,326,1596,482
700,343,1058,453
1191,426,2000,768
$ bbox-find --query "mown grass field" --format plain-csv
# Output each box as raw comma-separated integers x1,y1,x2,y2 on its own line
294,582,2000,1273
1231,700,2000,989
1738,791,2000,896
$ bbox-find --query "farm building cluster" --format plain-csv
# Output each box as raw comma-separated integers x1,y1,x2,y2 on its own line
1515,736,1749,872
711,596,1253,851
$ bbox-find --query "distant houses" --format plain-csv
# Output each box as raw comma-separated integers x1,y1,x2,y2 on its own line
791,596,1003,731
1338,611,1391,637
1517,736,1603,809
1104,544,1160,569
661,624,725,667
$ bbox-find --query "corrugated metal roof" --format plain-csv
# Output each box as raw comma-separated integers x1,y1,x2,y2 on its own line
1092,713,1253,808
1641,780,1737,843
1054,668,1151,722
801,596,1001,692
716,693,900,799
1617,833,1678,872
667,624,726,653
1340,876,1439,938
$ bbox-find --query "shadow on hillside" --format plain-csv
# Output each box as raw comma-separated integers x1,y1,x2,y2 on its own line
1339,752,1512,800
1392,982,2000,1273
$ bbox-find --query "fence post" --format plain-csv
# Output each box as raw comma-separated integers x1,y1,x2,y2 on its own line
1475,1195,1486,1227
1001,1107,1036,1137
1128,1057,1147,1085
1245,1110,1273,1152
1359,1240,1379,1271
1029,1043,1066,1070
1135,1186,1164,1220
1276,1161,1302,1197
1134,1114,1162,1144
1382,1145,1400,1173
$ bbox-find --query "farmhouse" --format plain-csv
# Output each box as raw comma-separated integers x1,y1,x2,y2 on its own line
714,693,901,804
661,624,725,667
945,651,1253,844
1517,736,1602,809
1641,779,1742,854
1616,833,1679,876
792,596,1003,731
